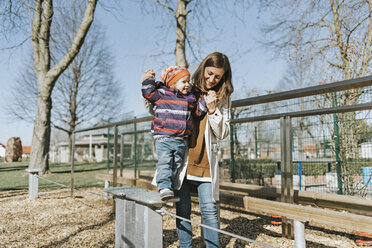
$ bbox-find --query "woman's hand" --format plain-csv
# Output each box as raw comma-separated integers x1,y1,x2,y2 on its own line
141,69,155,82
204,90,218,114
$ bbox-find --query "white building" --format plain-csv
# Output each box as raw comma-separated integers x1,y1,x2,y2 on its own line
360,142,372,158
0,143,5,157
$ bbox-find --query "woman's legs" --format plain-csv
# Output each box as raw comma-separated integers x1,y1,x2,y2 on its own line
198,182,219,248
176,180,192,248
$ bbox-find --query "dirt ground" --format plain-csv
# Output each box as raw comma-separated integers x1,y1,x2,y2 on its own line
0,188,366,247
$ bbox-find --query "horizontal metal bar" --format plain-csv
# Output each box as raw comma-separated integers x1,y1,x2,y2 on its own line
232,75,372,107
75,76,372,132
231,102,372,124
121,129,151,135
75,115,153,133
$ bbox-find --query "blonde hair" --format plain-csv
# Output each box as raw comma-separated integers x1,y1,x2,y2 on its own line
191,52,233,100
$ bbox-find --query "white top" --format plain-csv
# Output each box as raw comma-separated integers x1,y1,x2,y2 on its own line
186,174,212,182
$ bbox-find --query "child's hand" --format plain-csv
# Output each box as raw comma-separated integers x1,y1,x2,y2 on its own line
141,69,156,82
205,90,218,114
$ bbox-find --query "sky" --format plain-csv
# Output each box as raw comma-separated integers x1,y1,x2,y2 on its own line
0,1,285,146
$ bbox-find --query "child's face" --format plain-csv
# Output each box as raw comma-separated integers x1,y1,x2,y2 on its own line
173,75,190,95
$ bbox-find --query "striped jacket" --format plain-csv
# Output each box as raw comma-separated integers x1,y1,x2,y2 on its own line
142,79,207,139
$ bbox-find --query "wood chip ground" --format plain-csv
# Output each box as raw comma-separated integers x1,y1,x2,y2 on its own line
0,188,365,247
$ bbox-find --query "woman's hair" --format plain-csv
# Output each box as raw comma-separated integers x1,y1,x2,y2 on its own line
191,52,234,100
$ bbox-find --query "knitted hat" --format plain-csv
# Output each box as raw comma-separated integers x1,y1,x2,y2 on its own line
160,65,190,87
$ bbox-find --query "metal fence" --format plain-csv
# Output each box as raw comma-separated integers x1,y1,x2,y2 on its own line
229,76,372,199
72,75,372,199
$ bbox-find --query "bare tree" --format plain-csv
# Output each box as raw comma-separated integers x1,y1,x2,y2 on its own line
139,0,251,70
259,0,372,195
8,4,121,164
0,0,98,173
259,0,372,80
155,0,190,67
31,0,98,173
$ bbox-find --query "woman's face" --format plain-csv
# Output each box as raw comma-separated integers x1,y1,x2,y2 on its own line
204,67,225,89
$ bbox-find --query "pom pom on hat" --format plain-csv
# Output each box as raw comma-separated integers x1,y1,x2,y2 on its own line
160,65,190,87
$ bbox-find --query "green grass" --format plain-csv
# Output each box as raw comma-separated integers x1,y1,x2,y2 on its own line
0,161,108,190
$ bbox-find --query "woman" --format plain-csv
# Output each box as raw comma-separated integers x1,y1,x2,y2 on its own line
144,52,233,247
173,52,233,248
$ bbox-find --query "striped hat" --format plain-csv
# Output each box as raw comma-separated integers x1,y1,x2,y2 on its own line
160,65,190,87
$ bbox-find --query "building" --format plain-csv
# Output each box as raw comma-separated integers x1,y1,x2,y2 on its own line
22,146,31,158
360,142,372,158
50,129,157,163
0,143,5,157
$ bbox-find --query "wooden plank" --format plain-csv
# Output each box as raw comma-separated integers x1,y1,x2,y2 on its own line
220,182,372,216
242,195,372,233
97,173,372,233
96,173,156,191
96,173,136,186
219,192,372,233
99,173,372,216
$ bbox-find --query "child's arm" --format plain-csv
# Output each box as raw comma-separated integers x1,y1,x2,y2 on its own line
193,97,208,117
141,69,155,82
141,69,161,102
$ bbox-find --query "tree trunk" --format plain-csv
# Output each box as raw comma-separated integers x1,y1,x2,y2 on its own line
29,86,52,173
68,132,72,163
29,0,97,173
175,0,188,68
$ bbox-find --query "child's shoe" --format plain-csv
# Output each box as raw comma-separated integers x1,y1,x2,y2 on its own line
159,188,174,201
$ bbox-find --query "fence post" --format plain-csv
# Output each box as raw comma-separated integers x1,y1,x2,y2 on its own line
332,92,343,195
298,162,302,190
120,134,124,177
294,219,306,248
133,117,137,179
26,168,42,199
70,132,75,197
255,126,258,158
230,112,235,183
104,180,109,199
105,186,163,248
280,116,294,238
113,125,118,187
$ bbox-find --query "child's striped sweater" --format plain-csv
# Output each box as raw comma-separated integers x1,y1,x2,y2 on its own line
142,79,207,139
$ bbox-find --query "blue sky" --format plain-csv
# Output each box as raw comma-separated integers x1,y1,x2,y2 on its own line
0,2,285,146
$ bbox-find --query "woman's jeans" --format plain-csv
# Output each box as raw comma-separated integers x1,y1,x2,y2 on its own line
155,137,186,190
176,180,219,248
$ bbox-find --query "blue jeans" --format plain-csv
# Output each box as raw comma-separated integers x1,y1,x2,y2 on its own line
176,180,219,248
155,137,186,190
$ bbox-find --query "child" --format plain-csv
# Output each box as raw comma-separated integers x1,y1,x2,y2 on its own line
141,65,207,200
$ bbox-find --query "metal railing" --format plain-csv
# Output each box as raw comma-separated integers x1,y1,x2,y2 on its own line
228,75,372,200
63,75,372,245
70,75,372,197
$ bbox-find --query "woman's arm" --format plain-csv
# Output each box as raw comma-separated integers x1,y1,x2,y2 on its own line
207,96,231,140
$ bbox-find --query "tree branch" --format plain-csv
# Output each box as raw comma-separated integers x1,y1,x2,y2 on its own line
47,0,98,80
156,0,174,13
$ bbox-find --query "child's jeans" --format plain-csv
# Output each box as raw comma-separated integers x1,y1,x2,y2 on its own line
155,137,186,190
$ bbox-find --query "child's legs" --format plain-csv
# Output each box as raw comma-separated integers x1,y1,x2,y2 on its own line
173,138,186,171
155,137,186,190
